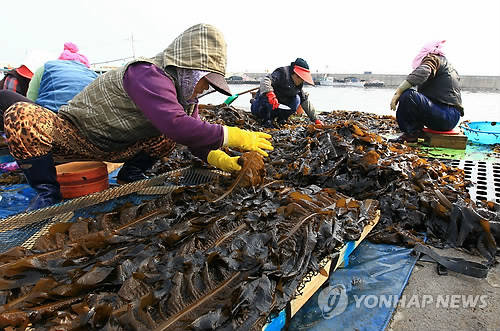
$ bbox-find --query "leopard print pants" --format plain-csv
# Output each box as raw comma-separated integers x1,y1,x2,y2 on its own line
3,102,176,162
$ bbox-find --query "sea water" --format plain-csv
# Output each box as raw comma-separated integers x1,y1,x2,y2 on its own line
201,84,500,122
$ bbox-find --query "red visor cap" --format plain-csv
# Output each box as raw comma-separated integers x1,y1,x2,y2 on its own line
16,65,33,79
293,65,314,85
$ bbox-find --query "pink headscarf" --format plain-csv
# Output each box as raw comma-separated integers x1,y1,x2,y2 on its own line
412,40,446,69
58,42,90,68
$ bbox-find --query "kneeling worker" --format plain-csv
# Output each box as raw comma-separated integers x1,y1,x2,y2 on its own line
251,58,323,128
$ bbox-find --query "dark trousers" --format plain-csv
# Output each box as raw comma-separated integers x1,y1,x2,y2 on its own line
0,90,33,131
251,93,300,124
396,89,461,133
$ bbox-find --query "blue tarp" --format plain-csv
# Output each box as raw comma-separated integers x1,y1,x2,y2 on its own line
0,184,36,219
287,241,418,331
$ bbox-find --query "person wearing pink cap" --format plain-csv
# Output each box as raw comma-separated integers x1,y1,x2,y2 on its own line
389,40,463,143
251,58,323,128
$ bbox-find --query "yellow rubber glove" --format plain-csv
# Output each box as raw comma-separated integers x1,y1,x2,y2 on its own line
207,150,242,172
224,126,274,157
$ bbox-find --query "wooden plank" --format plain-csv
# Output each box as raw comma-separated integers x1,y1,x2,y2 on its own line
423,132,467,149
289,210,380,317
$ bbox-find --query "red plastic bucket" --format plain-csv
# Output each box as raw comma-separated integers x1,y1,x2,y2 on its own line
56,161,109,199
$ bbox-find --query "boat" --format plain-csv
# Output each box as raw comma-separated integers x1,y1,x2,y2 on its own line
225,73,260,84
318,75,364,87
318,76,345,86
364,80,385,88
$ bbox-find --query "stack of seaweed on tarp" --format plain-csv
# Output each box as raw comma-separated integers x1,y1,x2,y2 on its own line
0,153,377,330
0,105,498,330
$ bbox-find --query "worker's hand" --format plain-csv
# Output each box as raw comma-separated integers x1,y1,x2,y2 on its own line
390,93,400,111
224,126,274,157
314,119,324,126
391,80,412,111
207,150,241,172
266,91,280,110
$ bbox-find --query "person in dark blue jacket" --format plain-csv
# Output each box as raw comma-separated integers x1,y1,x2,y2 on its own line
251,58,323,128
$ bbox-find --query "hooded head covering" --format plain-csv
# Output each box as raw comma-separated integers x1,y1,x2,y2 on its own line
153,23,231,99
58,42,91,68
412,40,446,69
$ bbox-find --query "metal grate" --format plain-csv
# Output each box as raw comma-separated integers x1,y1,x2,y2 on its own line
445,159,500,204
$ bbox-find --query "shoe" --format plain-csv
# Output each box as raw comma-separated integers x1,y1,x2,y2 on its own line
389,131,422,143
16,153,62,211
116,152,156,184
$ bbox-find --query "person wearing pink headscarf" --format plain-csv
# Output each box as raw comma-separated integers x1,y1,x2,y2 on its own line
389,40,463,143
57,42,91,68
26,42,97,112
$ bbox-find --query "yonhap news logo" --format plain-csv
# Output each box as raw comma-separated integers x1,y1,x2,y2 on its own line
318,284,488,319
353,294,488,309
317,284,348,319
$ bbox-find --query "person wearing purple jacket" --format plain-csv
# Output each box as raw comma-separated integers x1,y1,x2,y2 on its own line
3,24,273,210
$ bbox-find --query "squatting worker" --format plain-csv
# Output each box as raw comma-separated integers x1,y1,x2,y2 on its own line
3,24,273,211
0,42,98,131
26,42,99,112
389,40,463,143
250,58,324,128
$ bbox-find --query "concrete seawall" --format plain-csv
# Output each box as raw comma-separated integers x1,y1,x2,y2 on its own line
239,73,500,91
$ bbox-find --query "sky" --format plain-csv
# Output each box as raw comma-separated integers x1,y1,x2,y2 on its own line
2,0,500,76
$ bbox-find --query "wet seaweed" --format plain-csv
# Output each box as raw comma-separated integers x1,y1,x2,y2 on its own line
0,105,498,330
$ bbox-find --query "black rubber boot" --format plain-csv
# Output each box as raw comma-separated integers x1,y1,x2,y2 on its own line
16,153,62,211
116,152,156,184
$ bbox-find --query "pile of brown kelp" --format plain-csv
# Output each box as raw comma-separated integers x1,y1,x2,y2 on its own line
198,106,499,259
0,157,377,330
0,105,498,330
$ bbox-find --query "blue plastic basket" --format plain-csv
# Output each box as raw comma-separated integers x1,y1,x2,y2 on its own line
461,121,500,145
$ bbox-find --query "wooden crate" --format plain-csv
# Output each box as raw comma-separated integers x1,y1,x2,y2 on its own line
423,131,468,149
